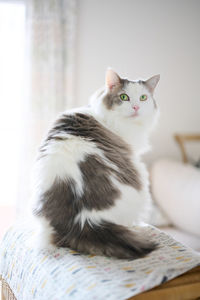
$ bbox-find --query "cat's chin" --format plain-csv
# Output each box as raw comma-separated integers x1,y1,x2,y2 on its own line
127,112,145,121
125,113,158,131
128,113,139,118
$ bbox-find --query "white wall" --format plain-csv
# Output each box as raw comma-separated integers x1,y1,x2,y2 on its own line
76,0,200,164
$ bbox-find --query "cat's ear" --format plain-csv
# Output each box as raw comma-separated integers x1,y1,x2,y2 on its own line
105,68,121,91
144,75,160,94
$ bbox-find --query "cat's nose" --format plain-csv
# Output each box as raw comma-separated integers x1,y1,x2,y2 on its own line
133,105,140,112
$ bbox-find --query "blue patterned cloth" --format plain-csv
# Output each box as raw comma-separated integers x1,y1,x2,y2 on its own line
0,223,200,300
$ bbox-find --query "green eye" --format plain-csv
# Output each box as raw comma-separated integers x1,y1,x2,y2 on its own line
140,94,148,101
120,93,129,101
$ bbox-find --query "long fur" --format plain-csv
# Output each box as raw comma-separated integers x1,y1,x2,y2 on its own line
32,70,160,259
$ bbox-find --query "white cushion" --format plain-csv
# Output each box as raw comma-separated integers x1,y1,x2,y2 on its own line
151,159,200,238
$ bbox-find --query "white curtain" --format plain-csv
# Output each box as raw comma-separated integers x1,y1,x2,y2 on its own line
17,0,77,215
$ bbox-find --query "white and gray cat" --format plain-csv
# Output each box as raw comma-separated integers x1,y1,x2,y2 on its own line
32,69,160,259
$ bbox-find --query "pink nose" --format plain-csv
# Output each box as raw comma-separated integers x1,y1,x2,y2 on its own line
133,105,140,112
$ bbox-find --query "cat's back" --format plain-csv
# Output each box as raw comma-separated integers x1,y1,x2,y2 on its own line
40,110,132,168
34,110,144,228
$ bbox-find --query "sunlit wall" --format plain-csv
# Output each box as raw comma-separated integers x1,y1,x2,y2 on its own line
76,0,200,164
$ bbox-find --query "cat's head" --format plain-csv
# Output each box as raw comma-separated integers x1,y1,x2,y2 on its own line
89,69,160,150
103,69,160,121
91,69,159,126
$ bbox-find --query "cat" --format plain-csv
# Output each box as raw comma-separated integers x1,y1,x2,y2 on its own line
32,69,160,259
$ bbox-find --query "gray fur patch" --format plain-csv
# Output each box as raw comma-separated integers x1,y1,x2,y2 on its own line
103,79,128,109
153,98,157,109
54,219,157,259
79,154,120,210
103,93,122,109
34,178,156,259
34,178,80,223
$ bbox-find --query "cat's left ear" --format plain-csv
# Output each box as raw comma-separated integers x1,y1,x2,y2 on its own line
144,75,160,94
105,68,121,91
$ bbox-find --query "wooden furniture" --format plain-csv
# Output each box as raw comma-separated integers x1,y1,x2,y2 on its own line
1,277,16,300
174,134,200,163
1,266,200,300
130,266,200,300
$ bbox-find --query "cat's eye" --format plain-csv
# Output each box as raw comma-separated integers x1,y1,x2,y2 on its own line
120,93,129,101
140,94,148,101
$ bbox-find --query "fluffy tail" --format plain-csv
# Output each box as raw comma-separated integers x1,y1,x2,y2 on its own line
52,220,157,259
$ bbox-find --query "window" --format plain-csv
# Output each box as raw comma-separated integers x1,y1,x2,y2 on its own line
0,1,25,238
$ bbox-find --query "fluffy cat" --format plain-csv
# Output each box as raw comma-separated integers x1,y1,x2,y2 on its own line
32,69,160,259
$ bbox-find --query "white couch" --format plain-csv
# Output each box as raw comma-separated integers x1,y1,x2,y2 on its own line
150,159,200,251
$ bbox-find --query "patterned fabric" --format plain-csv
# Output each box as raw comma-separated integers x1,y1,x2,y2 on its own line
1,277,17,300
0,223,200,300
17,0,77,215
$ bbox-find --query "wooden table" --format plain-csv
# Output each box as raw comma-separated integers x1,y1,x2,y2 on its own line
129,266,200,300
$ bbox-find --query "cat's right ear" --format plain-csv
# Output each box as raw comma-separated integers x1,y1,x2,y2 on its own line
105,68,121,91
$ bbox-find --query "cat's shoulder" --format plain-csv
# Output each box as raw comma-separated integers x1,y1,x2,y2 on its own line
50,107,102,136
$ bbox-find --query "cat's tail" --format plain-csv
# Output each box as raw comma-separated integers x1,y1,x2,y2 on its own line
54,220,157,260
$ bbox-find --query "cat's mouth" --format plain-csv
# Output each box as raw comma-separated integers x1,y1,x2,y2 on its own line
129,112,139,118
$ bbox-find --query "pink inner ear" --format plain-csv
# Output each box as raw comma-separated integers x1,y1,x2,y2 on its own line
106,69,121,90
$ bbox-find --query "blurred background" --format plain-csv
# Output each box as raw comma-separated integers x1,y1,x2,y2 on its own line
0,0,199,248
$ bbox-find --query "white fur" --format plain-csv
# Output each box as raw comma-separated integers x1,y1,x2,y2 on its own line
25,214,57,251
35,216,57,250
75,175,151,229
31,135,90,211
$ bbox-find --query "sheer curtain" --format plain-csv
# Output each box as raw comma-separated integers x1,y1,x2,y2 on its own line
17,0,77,215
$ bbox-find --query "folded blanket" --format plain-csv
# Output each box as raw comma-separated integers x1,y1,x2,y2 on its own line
0,222,200,300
